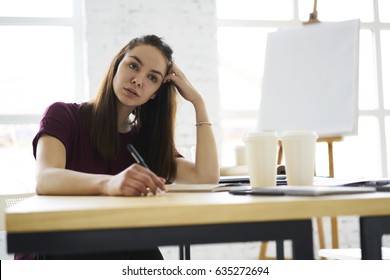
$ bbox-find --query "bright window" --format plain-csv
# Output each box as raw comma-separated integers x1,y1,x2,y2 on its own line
298,0,374,22
0,124,38,193
382,30,390,109
359,29,377,110
378,0,390,22
0,0,84,194
217,27,274,111
217,0,293,20
0,26,75,115
0,0,72,17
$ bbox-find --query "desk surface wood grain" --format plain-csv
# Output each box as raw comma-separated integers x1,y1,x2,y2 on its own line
6,192,390,233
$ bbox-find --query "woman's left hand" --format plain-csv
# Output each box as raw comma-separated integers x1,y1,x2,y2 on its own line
164,63,202,105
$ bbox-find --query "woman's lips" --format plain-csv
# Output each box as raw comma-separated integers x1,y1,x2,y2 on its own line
124,87,140,98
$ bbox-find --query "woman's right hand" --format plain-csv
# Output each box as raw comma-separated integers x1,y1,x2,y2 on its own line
105,164,166,196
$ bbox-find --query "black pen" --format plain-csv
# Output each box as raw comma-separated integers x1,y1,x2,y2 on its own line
127,144,150,169
127,144,165,195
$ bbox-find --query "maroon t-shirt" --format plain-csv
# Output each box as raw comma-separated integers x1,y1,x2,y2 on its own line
32,102,137,175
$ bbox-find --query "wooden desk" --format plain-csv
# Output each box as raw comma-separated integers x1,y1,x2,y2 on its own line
6,192,390,259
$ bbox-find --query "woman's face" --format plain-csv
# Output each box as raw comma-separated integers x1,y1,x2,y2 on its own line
113,44,168,109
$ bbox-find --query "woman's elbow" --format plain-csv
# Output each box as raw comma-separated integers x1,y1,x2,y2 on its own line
35,179,46,195
35,171,49,195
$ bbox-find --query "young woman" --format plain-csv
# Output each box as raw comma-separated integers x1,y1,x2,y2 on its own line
20,35,219,259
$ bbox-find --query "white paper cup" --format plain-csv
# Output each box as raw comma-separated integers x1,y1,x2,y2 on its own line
281,131,318,186
243,132,278,187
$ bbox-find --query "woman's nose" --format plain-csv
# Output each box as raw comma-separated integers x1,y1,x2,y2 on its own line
132,77,142,87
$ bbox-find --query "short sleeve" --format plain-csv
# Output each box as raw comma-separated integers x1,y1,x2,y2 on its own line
32,102,78,158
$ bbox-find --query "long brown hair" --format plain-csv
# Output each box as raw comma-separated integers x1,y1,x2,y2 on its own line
81,35,177,181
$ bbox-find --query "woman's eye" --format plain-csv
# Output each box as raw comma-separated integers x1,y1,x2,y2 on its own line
148,75,158,83
129,63,138,70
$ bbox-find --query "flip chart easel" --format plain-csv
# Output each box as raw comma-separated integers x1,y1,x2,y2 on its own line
258,1,359,259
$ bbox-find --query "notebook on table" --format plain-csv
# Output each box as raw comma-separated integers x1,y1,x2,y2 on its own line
166,183,251,193
229,185,376,196
219,175,287,186
166,175,287,193
341,179,390,192
315,177,390,192
219,175,250,184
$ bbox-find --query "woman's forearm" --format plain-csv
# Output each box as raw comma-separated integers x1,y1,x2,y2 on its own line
192,97,219,183
163,63,219,184
36,167,109,195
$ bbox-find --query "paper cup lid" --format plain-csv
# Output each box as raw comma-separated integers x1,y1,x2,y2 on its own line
281,130,318,138
243,131,277,141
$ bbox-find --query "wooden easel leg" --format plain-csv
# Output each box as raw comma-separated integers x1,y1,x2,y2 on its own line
316,217,326,249
277,141,283,165
327,139,339,249
331,217,339,248
258,241,269,259
328,141,335,178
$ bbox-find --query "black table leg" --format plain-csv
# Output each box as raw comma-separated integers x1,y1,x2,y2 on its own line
276,240,285,260
292,219,314,260
360,216,390,260
179,244,191,260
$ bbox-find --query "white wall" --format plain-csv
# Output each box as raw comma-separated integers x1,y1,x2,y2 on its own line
84,0,220,148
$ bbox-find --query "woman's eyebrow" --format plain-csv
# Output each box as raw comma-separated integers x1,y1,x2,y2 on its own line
129,55,164,78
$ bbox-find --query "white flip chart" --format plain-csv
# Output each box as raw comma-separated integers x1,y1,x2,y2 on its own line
258,19,360,137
